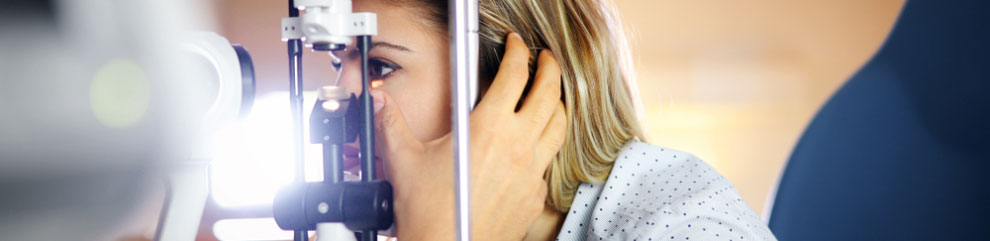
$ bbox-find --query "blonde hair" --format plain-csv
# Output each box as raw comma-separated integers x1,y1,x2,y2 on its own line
397,0,646,212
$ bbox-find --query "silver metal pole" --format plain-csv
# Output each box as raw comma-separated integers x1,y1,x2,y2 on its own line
450,0,478,240
287,1,307,240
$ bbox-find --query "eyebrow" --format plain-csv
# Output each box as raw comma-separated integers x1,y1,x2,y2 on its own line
332,41,412,61
371,41,412,52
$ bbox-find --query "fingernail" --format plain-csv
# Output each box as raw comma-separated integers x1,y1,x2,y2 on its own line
509,32,521,40
371,90,385,113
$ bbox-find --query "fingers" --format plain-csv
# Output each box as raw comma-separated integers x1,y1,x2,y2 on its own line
531,102,566,174
373,91,422,159
476,32,531,113
518,50,562,132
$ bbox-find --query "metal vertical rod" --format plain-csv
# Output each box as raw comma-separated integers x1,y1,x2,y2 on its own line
451,0,478,240
357,35,375,183
287,0,304,185
356,35,377,241
289,43,304,183
324,144,343,183
287,1,307,241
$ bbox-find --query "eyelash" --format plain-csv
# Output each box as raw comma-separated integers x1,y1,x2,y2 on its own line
331,58,401,80
369,58,401,80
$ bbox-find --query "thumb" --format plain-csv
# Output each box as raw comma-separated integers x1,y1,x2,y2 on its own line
372,90,421,155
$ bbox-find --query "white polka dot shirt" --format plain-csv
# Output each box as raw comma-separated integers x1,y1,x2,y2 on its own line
555,141,777,241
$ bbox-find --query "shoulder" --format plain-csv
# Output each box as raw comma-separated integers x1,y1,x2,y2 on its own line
616,141,702,171
609,141,715,192
558,141,777,241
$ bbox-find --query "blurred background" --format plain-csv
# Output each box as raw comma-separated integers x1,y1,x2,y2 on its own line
109,0,908,240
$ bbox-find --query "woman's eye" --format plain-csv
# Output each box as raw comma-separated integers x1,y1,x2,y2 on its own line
369,58,400,79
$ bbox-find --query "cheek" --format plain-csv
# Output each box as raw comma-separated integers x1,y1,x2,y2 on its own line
384,73,451,141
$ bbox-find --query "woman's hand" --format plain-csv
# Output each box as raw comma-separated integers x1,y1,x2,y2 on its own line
373,32,566,241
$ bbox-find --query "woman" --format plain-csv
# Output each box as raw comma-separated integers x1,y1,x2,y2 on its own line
330,0,777,240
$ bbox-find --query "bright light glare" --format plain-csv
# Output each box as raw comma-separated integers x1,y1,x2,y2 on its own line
322,100,341,111
209,93,393,241
213,218,393,241
211,91,325,207
213,218,312,241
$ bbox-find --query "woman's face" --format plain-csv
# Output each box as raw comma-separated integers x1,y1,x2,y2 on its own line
335,0,449,168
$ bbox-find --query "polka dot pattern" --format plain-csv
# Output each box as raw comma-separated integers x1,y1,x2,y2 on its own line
554,141,777,241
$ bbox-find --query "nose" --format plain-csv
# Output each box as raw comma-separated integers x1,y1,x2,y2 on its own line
334,56,364,96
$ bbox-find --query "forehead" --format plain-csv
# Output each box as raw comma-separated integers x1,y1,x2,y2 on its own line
353,0,442,45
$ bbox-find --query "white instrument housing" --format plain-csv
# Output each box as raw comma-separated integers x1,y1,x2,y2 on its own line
281,0,377,47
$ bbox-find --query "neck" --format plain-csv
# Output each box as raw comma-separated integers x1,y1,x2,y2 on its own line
522,204,566,241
